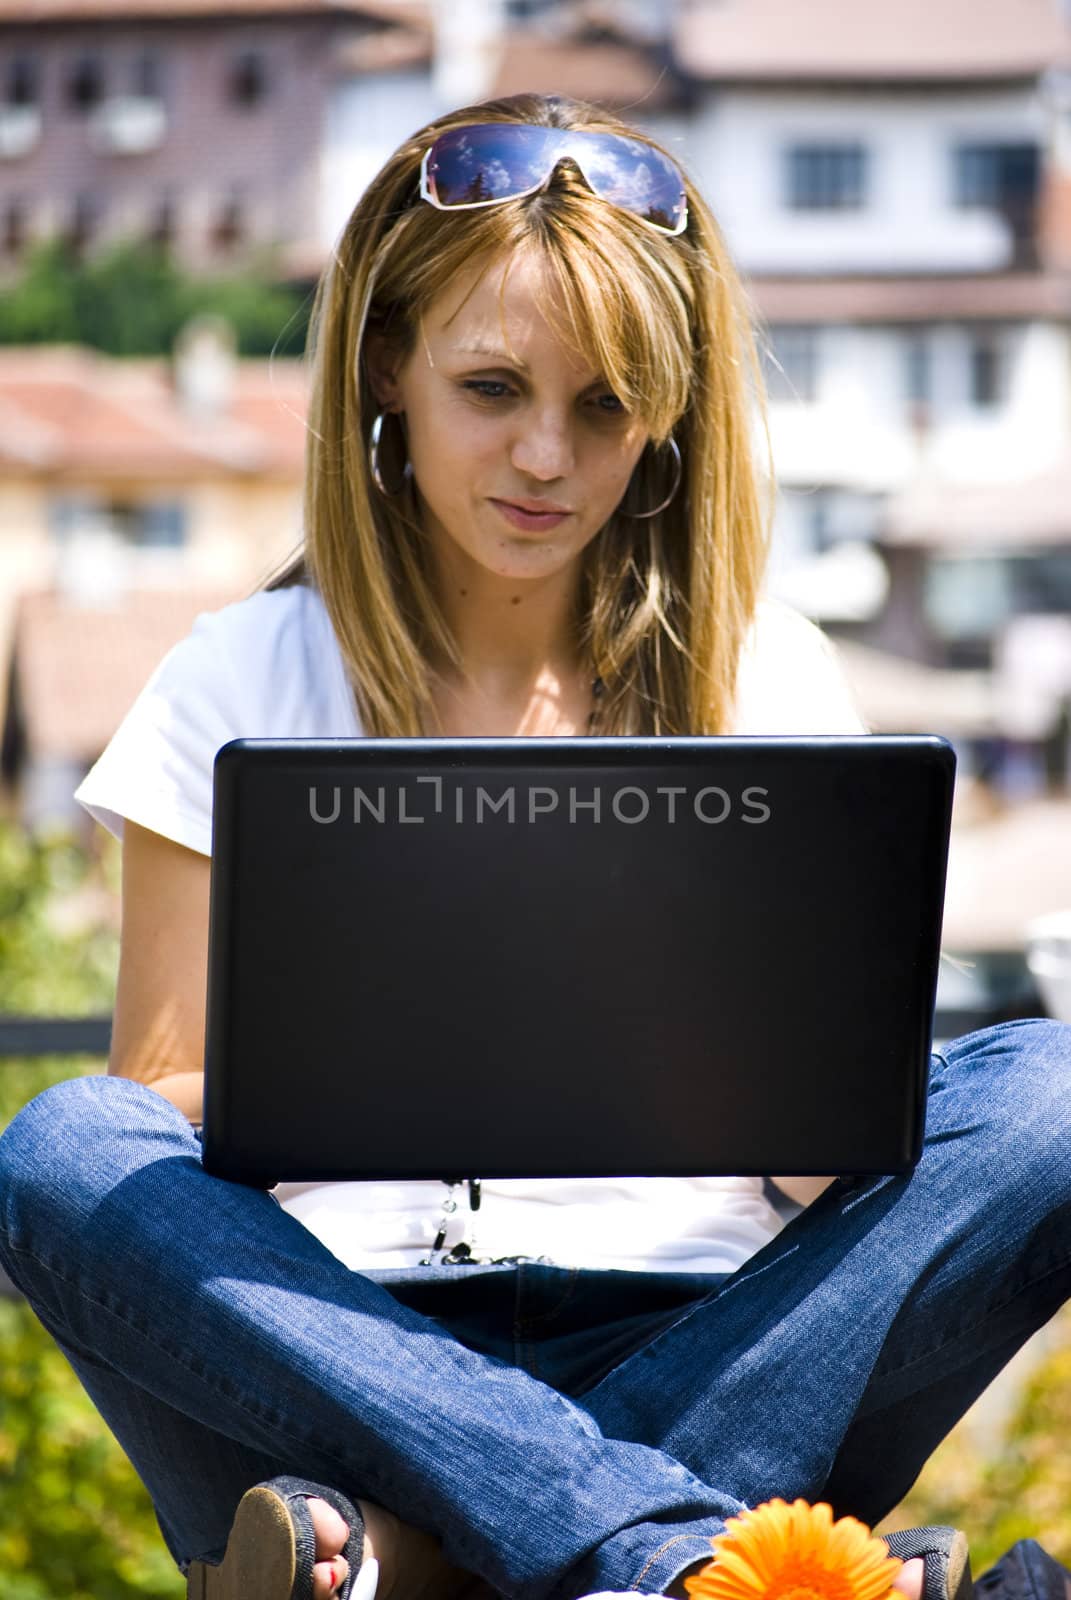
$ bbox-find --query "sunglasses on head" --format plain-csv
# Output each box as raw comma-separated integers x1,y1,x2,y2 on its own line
419,123,689,237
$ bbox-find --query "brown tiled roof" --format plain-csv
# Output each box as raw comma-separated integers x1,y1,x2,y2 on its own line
490,37,682,110
1,0,428,21
331,23,430,72
7,584,245,762
747,272,1071,325
675,0,1071,82
0,346,308,482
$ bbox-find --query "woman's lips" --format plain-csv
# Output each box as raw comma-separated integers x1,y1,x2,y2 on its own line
490,498,572,532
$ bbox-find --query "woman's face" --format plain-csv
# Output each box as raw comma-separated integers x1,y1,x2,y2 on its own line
367,248,650,585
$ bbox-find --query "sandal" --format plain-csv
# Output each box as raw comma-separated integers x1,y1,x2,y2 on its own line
881,1526,974,1600
186,1474,379,1600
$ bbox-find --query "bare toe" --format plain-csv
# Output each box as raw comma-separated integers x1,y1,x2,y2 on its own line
308,1496,351,1560
313,1553,350,1598
892,1558,926,1600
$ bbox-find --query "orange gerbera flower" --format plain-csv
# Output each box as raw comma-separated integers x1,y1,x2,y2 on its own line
683,1499,904,1600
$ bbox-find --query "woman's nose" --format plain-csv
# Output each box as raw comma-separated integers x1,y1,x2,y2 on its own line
510,415,575,482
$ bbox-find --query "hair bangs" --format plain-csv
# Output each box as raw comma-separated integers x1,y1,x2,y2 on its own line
509,190,695,440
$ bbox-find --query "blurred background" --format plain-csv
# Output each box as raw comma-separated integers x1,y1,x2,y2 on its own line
0,0,1069,1594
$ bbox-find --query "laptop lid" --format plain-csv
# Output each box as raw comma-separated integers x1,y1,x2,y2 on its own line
201,735,955,1187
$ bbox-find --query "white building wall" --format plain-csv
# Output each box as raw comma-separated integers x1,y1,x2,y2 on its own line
767,321,1071,493
319,70,432,249
689,86,1043,276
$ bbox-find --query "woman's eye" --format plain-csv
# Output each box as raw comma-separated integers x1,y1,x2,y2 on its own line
593,393,626,415
462,379,513,400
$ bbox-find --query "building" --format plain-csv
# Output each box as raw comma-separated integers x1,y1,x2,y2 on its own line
669,0,1071,786
0,321,309,831
0,0,433,281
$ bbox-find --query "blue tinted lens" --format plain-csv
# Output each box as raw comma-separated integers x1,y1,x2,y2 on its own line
568,133,687,231
427,125,555,206
426,125,687,231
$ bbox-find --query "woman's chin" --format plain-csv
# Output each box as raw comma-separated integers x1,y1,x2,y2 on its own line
465,535,587,583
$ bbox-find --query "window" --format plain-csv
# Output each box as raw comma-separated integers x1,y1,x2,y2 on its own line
211,193,245,252
2,197,27,255
764,325,819,403
139,500,187,548
67,54,105,112
925,551,1071,645
7,55,39,107
66,193,102,253
953,142,1040,209
148,194,176,250
506,0,559,17
132,50,161,99
228,50,267,108
785,143,867,210
49,494,188,550
924,555,1011,643
903,329,931,410
966,327,1007,408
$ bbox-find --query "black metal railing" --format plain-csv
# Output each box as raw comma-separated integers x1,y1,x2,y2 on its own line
0,1016,112,1059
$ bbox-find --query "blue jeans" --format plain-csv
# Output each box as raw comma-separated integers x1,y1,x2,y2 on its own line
0,1019,1069,1600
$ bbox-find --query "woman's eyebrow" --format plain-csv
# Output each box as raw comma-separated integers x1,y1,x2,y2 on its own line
451,341,529,369
449,342,608,391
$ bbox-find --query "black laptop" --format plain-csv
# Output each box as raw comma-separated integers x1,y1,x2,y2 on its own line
200,736,955,1188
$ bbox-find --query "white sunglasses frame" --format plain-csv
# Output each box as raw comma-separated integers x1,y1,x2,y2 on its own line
418,127,689,238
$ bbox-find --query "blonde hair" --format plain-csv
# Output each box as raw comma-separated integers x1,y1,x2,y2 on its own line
258,93,774,736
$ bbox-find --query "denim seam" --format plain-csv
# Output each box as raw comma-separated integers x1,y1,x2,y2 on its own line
514,1267,580,1332
695,1240,800,1305
632,1532,712,1592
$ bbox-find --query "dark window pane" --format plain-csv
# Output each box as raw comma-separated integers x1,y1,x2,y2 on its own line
903,331,931,406
148,194,175,249
139,500,187,548
1012,550,1071,612
2,197,27,255
67,54,105,112
211,195,244,251
786,144,867,210
8,55,39,106
228,50,267,107
953,142,1040,208
66,193,102,252
133,51,161,99
968,329,1006,407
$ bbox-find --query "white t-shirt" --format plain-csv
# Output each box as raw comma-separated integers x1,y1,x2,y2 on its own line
74,582,868,1275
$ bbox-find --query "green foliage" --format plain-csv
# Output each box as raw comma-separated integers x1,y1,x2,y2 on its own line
0,1301,184,1600
0,819,118,1132
0,820,183,1595
0,236,310,357
0,818,119,1010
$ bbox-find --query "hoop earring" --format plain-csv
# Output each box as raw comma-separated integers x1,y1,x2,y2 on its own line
368,409,413,497
618,435,682,520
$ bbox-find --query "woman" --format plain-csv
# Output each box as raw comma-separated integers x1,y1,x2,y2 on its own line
0,94,1068,1600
